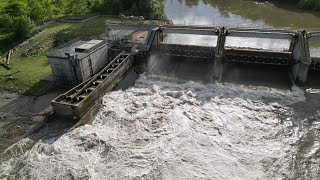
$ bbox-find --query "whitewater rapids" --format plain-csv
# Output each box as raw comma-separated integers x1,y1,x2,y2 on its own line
1,75,319,180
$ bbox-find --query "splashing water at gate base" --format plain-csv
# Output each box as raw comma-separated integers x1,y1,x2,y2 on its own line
1,73,319,179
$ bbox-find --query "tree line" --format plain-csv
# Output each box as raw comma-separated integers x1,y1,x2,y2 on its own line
0,0,164,39
266,0,320,11
91,0,164,17
293,0,320,11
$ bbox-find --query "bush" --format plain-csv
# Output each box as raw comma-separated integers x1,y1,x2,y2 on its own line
0,14,14,29
3,2,27,17
298,0,320,11
12,15,36,38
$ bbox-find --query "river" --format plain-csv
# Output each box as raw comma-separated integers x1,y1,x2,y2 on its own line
164,0,320,56
0,0,320,179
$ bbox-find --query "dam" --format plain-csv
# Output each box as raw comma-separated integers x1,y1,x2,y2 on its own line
51,20,320,119
1,1,320,179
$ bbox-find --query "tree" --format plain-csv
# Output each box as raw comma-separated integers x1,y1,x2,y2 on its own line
4,2,27,17
0,14,14,29
111,0,122,15
13,15,36,38
27,0,47,21
150,0,165,18
52,0,67,15
130,3,139,16
66,0,89,15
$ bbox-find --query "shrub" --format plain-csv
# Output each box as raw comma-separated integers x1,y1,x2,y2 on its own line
12,15,36,38
298,0,320,11
0,14,14,29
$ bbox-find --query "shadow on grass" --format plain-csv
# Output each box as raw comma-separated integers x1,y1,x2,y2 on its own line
24,80,57,97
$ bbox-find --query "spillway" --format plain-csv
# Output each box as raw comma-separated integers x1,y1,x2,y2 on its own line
2,73,320,179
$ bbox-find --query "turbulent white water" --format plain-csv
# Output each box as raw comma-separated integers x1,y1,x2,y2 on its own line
0,75,315,180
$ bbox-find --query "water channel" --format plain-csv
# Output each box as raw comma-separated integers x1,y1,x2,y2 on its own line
1,0,320,179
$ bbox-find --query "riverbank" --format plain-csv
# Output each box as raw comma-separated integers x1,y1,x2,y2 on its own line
0,16,115,96
0,88,68,154
0,64,141,155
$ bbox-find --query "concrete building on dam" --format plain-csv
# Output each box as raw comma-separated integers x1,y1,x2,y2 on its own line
48,39,109,85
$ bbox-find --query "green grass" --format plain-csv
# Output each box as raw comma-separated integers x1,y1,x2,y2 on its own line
0,23,72,95
0,56,52,95
53,16,111,43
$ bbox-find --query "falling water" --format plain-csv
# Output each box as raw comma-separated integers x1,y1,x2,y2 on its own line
1,74,319,179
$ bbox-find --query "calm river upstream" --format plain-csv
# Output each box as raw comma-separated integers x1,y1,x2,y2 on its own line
1,0,320,179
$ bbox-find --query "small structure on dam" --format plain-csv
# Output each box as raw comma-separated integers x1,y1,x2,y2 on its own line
48,39,109,84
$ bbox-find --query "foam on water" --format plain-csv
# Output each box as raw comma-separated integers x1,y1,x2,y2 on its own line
0,75,314,180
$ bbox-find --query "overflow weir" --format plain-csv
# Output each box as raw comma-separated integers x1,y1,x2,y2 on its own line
51,21,320,119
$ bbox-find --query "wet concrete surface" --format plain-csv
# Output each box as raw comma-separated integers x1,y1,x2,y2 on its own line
222,62,292,89
0,88,68,153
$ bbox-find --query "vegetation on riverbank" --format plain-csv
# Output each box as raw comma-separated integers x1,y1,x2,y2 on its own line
296,0,320,11
0,16,136,95
0,0,164,50
0,1,164,95
269,0,320,11
92,0,164,17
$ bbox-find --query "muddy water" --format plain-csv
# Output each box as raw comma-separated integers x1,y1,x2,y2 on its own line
1,0,320,179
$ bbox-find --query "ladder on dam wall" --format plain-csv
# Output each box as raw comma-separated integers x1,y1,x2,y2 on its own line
106,22,320,84
51,52,133,119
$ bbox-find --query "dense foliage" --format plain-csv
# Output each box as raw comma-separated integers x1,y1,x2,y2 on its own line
0,0,164,39
269,0,320,11
0,1,36,38
296,0,320,11
91,0,164,17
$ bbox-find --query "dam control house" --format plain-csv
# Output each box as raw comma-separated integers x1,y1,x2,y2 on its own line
48,39,109,85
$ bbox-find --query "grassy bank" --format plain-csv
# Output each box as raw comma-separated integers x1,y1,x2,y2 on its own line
0,56,52,95
0,16,120,96
0,23,69,95
0,1,164,96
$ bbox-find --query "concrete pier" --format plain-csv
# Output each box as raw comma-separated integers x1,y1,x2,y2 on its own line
213,27,227,82
292,30,312,84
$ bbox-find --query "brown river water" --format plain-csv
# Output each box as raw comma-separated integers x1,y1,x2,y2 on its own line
1,0,320,179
